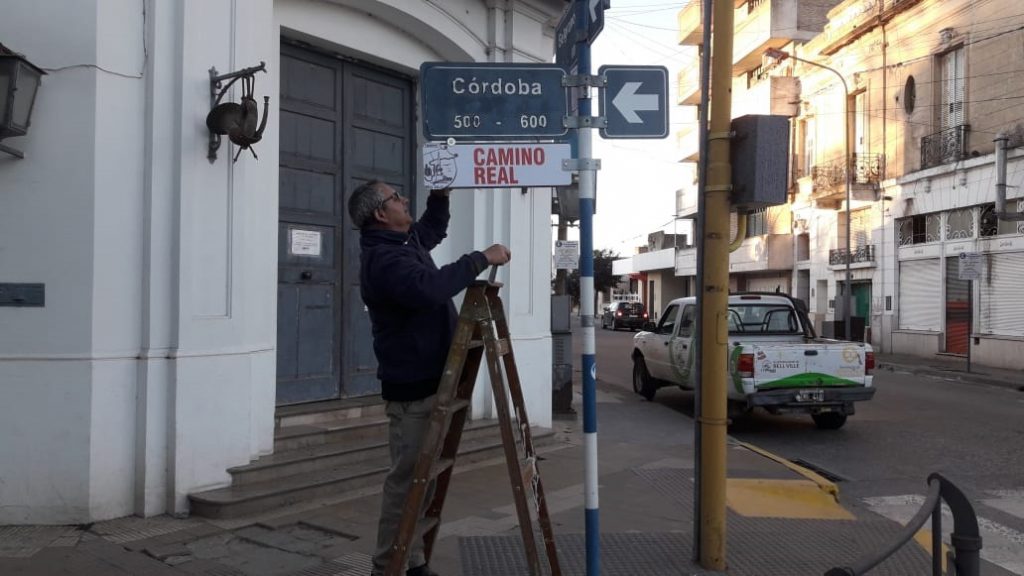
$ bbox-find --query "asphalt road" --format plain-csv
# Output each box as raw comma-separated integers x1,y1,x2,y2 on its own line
574,316,1024,573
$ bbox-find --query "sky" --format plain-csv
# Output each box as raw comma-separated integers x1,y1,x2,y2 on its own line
583,0,696,254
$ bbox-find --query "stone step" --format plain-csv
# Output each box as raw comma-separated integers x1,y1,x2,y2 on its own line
274,397,387,430
189,427,557,519
236,418,504,486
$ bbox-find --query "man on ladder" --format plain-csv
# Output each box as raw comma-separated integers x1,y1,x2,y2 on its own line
348,181,511,576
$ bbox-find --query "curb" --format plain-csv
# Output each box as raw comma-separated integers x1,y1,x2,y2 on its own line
878,361,1022,391
733,441,840,503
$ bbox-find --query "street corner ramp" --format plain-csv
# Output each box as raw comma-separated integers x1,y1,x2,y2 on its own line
726,478,854,520
731,441,841,499
726,441,851,520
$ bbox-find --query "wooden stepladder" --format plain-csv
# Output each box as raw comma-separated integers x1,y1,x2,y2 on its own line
385,275,562,576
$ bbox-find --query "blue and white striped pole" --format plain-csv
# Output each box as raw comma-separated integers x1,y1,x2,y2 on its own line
574,1,600,573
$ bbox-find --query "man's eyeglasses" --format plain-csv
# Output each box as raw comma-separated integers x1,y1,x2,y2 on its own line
377,191,403,211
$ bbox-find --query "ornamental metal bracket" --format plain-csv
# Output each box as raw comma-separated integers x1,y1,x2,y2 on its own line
207,61,268,163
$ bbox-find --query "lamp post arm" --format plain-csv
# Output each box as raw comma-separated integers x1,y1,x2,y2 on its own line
767,49,853,340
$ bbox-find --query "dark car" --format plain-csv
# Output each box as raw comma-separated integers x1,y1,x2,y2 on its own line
601,301,648,331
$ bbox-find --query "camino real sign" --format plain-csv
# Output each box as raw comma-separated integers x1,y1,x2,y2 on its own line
598,65,669,139
420,63,568,141
423,143,572,189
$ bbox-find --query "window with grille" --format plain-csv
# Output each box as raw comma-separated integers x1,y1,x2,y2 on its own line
945,207,974,239
980,202,1024,236
897,213,941,245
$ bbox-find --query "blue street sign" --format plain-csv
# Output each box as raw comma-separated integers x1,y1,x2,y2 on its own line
420,63,568,140
555,4,580,69
555,0,607,69
598,65,669,139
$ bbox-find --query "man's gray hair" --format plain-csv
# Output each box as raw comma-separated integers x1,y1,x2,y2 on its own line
348,179,385,229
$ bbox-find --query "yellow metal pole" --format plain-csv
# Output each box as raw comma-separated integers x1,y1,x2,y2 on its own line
699,0,735,569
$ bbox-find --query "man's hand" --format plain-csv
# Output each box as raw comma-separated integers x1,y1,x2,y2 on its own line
482,244,511,265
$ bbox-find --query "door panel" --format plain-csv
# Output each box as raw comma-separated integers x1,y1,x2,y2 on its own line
277,44,414,404
277,49,343,405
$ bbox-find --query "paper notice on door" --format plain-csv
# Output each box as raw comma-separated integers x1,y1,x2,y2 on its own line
290,229,322,257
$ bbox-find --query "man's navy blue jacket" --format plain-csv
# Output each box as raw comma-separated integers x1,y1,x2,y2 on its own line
359,194,489,402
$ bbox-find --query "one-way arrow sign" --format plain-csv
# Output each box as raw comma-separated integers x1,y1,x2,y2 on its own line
598,65,668,139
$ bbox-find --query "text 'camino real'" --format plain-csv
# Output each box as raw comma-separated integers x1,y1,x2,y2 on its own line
472,146,547,185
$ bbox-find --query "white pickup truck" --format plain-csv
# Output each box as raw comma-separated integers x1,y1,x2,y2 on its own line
631,293,875,429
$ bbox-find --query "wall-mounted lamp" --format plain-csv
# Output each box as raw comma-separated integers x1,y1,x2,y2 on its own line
0,44,46,159
206,61,268,163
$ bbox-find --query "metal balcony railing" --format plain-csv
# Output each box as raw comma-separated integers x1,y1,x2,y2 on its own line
921,124,969,169
811,156,847,192
829,245,875,265
852,153,883,184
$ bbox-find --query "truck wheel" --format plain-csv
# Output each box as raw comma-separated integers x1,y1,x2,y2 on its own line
632,356,657,401
812,413,847,430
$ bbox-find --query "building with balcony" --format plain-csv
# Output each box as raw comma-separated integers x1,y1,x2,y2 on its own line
774,0,1024,368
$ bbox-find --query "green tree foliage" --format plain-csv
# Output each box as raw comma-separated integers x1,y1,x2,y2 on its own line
562,249,620,306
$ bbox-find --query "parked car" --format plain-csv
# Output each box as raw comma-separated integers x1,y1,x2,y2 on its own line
601,301,648,331
631,293,875,429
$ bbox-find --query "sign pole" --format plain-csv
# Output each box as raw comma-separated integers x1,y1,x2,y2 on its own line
967,279,972,374
573,1,600,574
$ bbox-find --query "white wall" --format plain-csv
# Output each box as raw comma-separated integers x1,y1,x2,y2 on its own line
0,0,279,523
1,0,562,524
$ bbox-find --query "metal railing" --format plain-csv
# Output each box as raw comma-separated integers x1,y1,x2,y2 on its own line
825,473,981,576
812,156,847,192
852,153,883,185
829,245,875,265
921,124,970,169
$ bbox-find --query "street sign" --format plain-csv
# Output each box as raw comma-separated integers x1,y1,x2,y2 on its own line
555,0,607,69
420,63,567,141
598,65,669,139
423,143,572,189
554,240,580,270
958,252,982,280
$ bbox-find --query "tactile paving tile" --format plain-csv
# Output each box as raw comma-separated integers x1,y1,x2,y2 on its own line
90,515,206,544
460,532,715,576
0,525,81,557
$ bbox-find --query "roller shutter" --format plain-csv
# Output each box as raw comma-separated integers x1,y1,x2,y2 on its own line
980,252,1024,337
898,259,940,331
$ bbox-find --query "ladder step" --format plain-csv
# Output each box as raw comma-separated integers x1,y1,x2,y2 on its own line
430,457,455,480
497,338,511,356
417,516,440,540
468,339,484,349
438,398,470,415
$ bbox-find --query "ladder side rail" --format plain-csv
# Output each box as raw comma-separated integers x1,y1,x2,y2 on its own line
384,288,486,576
480,313,543,576
485,289,563,576
421,342,484,558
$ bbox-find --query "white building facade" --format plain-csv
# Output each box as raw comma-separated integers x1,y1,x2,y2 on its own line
0,0,562,525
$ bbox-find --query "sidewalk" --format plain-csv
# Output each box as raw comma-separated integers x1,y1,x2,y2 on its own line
877,352,1022,391
0,379,997,576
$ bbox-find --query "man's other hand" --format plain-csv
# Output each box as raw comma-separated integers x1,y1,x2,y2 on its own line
482,244,511,265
